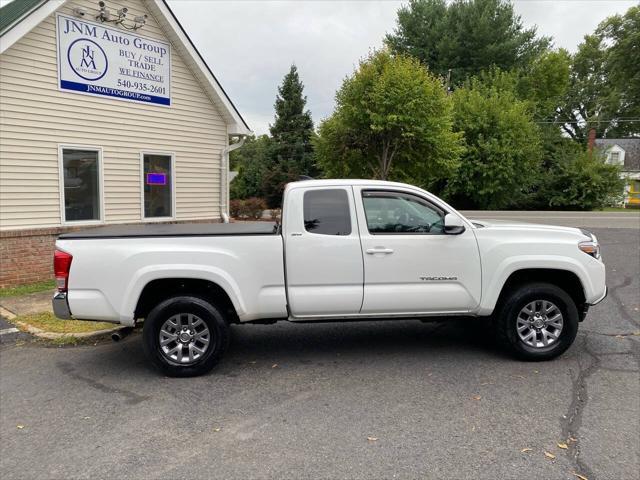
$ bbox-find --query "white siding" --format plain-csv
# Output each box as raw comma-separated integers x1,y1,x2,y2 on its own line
0,0,228,230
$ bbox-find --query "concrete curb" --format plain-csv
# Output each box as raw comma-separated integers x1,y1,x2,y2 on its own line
0,306,17,320
0,306,126,340
14,320,127,340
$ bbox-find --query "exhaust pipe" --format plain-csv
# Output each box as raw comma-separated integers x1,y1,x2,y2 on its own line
111,327,133,342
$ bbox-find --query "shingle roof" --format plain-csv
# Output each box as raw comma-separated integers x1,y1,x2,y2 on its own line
0,0,45,36
595,138,640,171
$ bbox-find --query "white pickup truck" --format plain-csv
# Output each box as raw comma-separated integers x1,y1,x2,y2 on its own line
53,179,607,376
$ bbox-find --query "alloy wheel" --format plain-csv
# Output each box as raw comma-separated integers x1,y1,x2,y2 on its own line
516,300,564,349
159,313,211,364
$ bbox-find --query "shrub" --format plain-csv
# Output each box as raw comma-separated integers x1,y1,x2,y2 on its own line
243,197,267,219
537,150,625,210
229,199,243,218
229,198,267,219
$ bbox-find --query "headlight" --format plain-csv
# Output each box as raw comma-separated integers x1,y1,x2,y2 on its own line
579,240,600,259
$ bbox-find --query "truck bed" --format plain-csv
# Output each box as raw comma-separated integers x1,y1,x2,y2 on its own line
58,222,278,239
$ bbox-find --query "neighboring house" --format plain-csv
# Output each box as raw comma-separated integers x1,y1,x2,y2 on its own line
0,0,251,287
594,138,640,207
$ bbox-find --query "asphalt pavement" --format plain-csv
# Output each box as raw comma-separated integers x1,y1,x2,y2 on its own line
1,212,638,480
461,210,640,229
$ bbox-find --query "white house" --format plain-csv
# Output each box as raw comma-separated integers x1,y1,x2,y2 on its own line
0,0,251,286
594,138,640,207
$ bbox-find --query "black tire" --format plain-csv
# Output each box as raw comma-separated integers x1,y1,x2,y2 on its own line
142,296,230,377
495,282,579,361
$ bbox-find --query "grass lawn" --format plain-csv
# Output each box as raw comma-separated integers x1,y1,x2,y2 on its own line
0,280,55,298
15,312,115,334
596,207,640,212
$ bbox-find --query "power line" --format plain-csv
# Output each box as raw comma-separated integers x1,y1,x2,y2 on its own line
534,118,640,124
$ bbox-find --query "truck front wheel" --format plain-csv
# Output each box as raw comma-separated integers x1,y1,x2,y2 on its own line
142,296,230,377
496,282,579,361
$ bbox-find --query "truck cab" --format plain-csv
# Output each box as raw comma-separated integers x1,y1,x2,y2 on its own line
283,180,481,318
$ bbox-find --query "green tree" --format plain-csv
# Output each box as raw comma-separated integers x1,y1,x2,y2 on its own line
448,80,543,209
559,6,640,141
315,50,463,191
264,64,316,206
474,50,571,121
385,0,549,86
599,5,640,136
469,64,624,210
558,35,618,141
516,50,571,120
230,135,271,199
531,142,624,210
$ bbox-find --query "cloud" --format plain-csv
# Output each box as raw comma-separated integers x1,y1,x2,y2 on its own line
168,0,403,134
3,0,633,134
512,0,637,51
168,0,634,135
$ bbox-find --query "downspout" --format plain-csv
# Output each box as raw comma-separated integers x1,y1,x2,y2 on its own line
220,135,248,222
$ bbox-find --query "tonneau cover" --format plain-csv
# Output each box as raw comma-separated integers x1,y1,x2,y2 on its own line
58,222,278,239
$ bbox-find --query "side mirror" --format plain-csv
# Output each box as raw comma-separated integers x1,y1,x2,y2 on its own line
444,213,466,235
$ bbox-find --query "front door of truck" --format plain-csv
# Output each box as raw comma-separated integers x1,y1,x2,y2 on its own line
284,185,364,317
354,187,481,315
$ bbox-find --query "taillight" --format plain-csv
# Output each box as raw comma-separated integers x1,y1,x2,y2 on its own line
54,249,73,292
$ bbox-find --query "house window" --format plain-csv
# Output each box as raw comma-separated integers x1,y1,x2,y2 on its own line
61,147,102,223
609,151,621,165
142,153,174,218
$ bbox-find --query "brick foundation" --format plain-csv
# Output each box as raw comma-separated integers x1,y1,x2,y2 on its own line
0,219,220,288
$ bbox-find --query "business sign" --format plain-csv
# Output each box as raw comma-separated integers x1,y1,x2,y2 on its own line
56,13,171,106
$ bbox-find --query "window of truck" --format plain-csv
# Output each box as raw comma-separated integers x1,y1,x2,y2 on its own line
303,189,352,235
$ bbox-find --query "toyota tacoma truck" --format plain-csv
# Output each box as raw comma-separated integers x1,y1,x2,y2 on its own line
53,180,607,376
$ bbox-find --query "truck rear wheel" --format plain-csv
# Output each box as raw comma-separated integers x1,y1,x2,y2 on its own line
496,282,579,361
142,296,230,377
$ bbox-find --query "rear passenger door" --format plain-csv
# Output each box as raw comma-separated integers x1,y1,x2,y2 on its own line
284,186,364,317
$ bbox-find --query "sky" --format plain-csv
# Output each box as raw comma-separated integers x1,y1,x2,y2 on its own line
164,0,637,135
2,0,637,134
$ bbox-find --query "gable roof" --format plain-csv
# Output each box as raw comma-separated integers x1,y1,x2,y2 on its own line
595,138,640,171
0,0,45,35
0,0,251,135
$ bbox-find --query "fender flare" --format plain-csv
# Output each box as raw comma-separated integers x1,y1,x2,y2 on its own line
119,264,247,323
477,256,590,316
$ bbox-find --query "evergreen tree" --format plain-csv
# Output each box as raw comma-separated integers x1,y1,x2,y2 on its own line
264,65,316,206
229,135,271,199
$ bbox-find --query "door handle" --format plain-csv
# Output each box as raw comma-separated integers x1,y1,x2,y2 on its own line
366,247,394,255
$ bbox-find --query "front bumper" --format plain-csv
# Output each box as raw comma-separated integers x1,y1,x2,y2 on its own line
580,286,607,322
52,292,72,320
590,285,608,306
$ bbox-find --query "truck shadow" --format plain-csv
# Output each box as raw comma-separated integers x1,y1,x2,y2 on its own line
86,318,512,378
225,318,508,364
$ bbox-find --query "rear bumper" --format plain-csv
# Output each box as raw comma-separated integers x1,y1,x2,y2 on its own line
52,292,72,320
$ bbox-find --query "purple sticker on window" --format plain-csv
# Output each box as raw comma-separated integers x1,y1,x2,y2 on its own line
146,173,166,185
